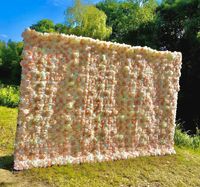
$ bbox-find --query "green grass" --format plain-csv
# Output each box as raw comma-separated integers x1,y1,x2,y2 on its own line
0,106,200,187
0,106,18,156
23,148,200,187
0,84,19,108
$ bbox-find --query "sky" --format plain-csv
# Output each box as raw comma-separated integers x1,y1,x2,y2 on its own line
0,0,101,42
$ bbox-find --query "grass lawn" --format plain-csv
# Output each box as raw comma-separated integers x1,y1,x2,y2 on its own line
0,106,200,187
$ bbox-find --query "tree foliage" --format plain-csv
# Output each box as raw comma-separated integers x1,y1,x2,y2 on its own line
155,0,200,133
30,19,56,33
0,40,23,85
30,1,112,40
30,19,70,34
96,0,157,43
65,0,112,40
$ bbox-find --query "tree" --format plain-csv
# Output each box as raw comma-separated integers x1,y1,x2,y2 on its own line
65,0,84,28
0,40,23,85
0,41,6,67
156,0,200,133
197,32,200,40
96,0,157,43
65,0,112,40
55,23,69,34
30,19,56,33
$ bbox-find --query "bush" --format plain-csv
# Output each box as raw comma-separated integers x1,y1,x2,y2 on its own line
175,124,200,150
0,83,19,108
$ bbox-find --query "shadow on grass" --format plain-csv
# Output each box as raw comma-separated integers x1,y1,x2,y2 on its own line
0,155,14,171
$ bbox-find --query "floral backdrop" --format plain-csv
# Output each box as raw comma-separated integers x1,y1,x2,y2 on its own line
14,29,182,170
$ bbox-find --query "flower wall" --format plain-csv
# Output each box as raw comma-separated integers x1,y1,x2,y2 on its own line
14,29,182,170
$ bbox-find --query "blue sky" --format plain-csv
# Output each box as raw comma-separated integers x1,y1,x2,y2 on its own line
0,0,101,42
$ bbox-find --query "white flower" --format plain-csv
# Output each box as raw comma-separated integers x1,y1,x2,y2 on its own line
96,153,104,162
66,101,74,109
87,154,94,162
23,109,29,115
